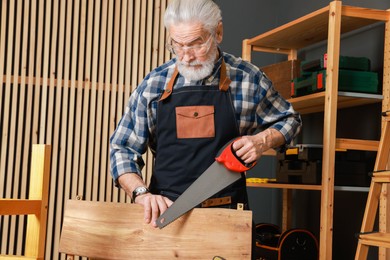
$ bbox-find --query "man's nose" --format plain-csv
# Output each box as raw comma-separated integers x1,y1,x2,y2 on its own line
181,50,195,63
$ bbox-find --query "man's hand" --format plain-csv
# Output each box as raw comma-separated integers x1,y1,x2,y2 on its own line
118,173,173,228
232,128,285,164
134,193,173,227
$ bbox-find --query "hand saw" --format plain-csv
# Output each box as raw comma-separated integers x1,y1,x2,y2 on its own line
156,138,256,229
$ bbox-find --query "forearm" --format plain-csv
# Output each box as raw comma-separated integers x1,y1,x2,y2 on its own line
254,128,285,153
118,173,147,198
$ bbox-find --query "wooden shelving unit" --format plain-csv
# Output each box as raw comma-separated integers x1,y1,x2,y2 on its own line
242,1,390,259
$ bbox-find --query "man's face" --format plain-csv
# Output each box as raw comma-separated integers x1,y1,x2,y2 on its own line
169,22,219,81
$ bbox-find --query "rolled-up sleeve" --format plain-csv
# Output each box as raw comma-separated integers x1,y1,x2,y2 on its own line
256,72,302,145
110,86,149,185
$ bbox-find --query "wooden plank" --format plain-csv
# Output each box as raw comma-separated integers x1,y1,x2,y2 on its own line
25,145,51,259
39,0,52,144
382,17,390,260
0,200,41,215
158,0,168,68
107,0,120,202
44,0,59,258
117,0,127,135
0,0,15,254
124,0,133,105
281,189,292,232
100,0,114,202
131,0,141,91
66,0,80,201
78,0,94,199
138,0,147,84
49,0,70,257
86,0,102,202
246,182,322,191
139,0,149,184
360,233,390,247
379,112,390,260
0,256,36,260
121,0,134,204
335,138,379,151
93,0,108,201
164,0,171,63
9,0,22,254
0,0,7,137
342,6,389,21
143,0,154,193
73,0,87,200
59,200,252,259
32,0,45,145
152,0,161,70
112,0,128,203
14,0,29,254
383,20,390,113
145,0,153,75
247,5,386,51
247,6,330,49
319,1,341,259
242,40,251,62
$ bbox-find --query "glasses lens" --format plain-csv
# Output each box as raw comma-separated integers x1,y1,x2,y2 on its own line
167,35,212,56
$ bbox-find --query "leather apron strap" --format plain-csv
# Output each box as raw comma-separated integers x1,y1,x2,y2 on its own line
159,59,231,101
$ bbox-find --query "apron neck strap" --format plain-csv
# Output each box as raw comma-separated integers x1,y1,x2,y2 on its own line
219,59,232,92
159,58,231,101
159,68,179,101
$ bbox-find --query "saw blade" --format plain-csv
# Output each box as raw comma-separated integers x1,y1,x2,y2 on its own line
156,161,241,229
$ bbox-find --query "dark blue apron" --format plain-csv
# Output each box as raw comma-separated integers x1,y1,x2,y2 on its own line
150,59,248,208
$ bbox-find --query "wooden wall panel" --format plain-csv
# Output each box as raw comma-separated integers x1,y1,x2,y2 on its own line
0,0,171,259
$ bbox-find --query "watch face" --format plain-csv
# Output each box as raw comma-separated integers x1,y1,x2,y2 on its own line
135,186,148,195
137,187,147,193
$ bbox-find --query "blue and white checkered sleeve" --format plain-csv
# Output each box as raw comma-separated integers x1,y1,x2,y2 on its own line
109,86,149,185
257,72,302,145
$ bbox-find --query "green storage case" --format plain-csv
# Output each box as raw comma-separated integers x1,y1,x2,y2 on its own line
301,54,371,72
292,69,379,97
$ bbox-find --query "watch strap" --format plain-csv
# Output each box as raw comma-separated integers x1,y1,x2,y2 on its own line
131,186,149,203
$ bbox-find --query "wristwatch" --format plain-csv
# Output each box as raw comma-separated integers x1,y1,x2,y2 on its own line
131,186,149,203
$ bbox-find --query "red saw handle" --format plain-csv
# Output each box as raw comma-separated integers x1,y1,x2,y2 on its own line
215,138,257,172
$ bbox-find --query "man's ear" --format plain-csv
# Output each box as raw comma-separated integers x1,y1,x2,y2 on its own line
216,21,223,44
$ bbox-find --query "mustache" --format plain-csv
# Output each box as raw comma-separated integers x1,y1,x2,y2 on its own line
178,60,203,66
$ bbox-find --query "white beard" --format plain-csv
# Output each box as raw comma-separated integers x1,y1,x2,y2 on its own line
176,47,218,81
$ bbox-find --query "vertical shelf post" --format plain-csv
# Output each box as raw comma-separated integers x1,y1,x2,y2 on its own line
379,12,390,260
242,39,252,62
319,1,342,259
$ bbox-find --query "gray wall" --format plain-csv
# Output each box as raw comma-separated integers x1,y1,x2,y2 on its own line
215,0,390,259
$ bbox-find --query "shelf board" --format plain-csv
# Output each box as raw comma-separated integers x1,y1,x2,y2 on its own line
359,232,390,248
336,138,379,151
246,183,371,192
288,91,382,115
246,182,322,191
247,5,389,51
334,186,369,192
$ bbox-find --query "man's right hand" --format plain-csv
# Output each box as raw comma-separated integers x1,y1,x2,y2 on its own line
117,173,173,228
134,193,173,227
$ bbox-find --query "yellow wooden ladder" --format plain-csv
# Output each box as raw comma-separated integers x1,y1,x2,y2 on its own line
355,111,390,259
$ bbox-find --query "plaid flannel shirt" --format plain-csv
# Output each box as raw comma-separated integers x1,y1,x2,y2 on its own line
110,51,302,184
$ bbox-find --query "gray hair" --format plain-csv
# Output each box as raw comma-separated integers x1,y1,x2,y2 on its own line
164,0,222,35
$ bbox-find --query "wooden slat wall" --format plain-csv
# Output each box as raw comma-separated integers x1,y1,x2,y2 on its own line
0,0,171,259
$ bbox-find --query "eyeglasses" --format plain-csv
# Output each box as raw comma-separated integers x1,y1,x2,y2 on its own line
166,34,213,57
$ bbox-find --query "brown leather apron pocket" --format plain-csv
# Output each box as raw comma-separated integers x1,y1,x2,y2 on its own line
175,105,215,138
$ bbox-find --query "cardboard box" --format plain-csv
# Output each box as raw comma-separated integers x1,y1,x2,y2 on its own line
261,60,301,99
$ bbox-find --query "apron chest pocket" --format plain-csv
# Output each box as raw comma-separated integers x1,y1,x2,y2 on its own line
175,105,215,139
